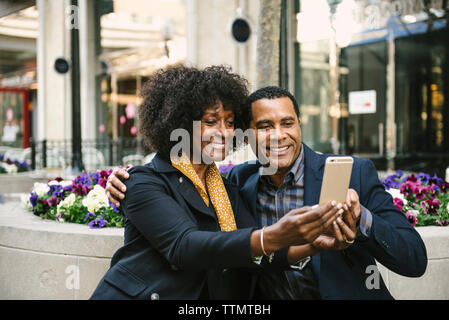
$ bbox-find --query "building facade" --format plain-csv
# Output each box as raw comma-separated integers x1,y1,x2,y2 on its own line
0,0,448,175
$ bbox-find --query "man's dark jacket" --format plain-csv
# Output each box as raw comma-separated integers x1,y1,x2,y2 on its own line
227,143,428,300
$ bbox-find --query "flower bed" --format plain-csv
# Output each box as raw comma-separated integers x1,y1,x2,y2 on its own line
382,171,449,227
0,153,30,174
22,170,124,229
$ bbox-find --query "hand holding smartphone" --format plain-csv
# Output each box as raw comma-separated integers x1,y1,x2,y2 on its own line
319,157,354,206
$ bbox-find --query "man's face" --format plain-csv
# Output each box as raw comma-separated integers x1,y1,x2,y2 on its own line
249,97,302,173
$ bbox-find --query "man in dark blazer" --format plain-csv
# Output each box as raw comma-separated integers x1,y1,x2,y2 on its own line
226,86,427,299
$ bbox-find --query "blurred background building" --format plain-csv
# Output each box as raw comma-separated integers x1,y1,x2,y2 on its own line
0,0,448,176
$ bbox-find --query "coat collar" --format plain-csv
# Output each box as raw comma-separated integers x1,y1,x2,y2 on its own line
150,153,179,173
150,153,218,221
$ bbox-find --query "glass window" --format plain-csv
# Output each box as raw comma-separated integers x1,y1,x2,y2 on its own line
396,29,449,155
342,41,386,156
298,40,333,153
0,90,25,148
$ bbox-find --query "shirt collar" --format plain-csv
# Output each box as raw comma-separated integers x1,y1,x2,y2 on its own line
289,144,304,184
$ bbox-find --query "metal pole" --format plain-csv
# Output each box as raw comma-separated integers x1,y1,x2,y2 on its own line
71,0,84,173
30,137,36,170
386,30,396,171
279,0,288,89
42,139,47,168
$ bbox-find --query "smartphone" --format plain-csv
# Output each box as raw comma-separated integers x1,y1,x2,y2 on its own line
319,156,354,205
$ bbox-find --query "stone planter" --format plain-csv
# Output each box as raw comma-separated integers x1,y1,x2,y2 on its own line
0,170,59,193
0,193,448,299
0,194,123,300
377,226,449,300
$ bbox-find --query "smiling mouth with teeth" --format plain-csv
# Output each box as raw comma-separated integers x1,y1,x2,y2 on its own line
209,141,226,149
268,145,290,154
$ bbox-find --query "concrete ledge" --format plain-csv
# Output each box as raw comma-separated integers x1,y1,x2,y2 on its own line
0,171,57,193
0,194,123,300
1,194,448,299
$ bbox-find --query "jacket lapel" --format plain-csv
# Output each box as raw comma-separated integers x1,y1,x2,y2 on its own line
152,153,218,221
302,144,327,283
303,144,326,206
175,178,218,221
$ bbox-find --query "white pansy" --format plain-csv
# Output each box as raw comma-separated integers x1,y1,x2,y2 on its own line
60,180,73,188
4,163,17,174
33,182,50,197
56,193,77,216
82,185,108,213
386,188,407,205
21,194,32,210
48,180,60,186
62,193,76,207
447,202,449,213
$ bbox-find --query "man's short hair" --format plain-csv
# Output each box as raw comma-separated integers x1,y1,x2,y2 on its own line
244,86,300,126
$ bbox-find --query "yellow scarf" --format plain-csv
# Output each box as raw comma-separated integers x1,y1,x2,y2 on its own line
171,153,237,232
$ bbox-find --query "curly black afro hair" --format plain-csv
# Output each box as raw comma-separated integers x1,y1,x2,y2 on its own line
139,64,249,158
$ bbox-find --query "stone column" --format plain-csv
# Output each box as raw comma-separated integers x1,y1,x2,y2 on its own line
256,0,281,88
36,0,72,141
78,0,97,141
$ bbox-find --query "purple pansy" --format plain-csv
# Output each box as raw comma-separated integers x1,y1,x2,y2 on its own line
414,185,428,200
109,201,120,214
405,211,418,227
46,195,60,207
425,198,441,215
393,198,404,211
400,181,417,197
435,219,449,226
88,215,108,229
84,212,96,222
30,193,38,207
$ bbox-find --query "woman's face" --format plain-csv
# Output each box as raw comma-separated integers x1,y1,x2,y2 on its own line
197,101,235,163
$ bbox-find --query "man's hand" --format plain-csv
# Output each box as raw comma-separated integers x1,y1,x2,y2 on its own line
343,188,361,227
106,167,131,207
311,219,355,251
311,189,361,251
260,201,343,253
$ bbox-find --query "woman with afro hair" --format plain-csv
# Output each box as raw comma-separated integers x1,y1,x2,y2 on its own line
91,65,338,300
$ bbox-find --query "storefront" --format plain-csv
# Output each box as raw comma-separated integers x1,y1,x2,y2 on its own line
0,70,36,149
295,0,449,176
